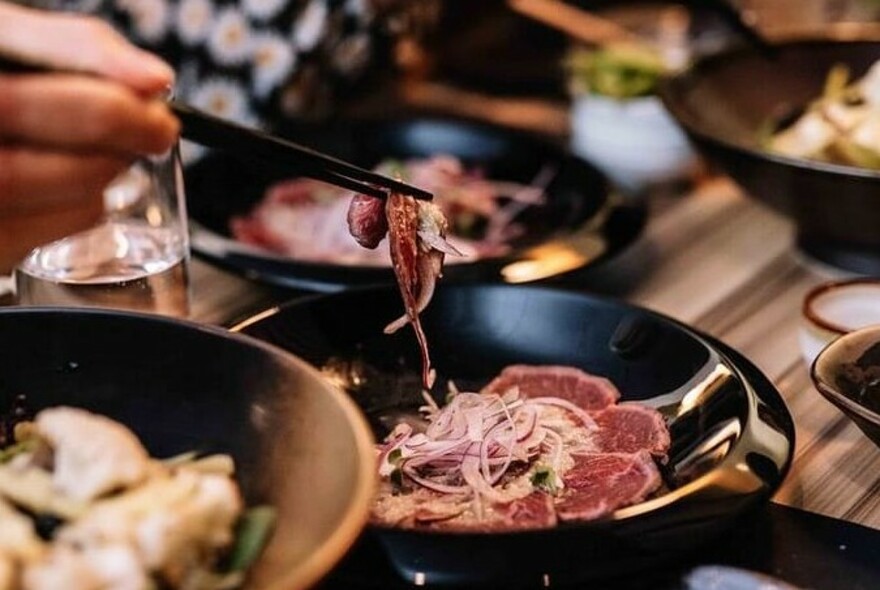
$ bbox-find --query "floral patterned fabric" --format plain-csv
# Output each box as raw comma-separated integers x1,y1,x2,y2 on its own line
44,0,398,136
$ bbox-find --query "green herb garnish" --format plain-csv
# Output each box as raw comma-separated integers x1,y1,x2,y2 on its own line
227,506,277,572
530,465,559,495
566,43,667,99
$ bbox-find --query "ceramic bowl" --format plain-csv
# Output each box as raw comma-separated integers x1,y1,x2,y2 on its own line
812,324,880,448
800,278,880,366
570,93,696,195
0,307,376,590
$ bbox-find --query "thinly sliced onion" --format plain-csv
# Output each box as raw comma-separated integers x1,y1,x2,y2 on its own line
526,397,598,430
376,383,595,503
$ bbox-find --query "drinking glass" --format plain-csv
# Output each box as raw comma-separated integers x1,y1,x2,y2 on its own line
14,143,191,317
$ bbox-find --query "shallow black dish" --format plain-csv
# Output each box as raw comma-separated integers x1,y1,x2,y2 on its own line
0,308,375,590
185,117,644,292
235,284,795,587
661,29,880,273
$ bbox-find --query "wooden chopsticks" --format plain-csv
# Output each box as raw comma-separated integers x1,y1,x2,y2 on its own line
0,54,433,201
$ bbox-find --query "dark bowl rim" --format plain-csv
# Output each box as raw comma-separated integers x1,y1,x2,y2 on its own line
811,324,880,427
234,282,796,540
659,29,880,182
0,305,378,590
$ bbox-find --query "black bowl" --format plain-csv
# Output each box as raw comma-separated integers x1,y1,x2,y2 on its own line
812,324,880,448
0,308,376,590
184,117,645,292
234,284,795,588
661,29,880,273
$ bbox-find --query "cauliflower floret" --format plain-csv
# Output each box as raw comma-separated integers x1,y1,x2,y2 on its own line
0,552,16,590
859,60,880,106
770,111,836,158
23,545,148,590
35,407,150,501
851,111,880,153
0,497,43,561
59,470,242,584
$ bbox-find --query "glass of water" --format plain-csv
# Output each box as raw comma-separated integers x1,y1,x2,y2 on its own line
14,143,191,317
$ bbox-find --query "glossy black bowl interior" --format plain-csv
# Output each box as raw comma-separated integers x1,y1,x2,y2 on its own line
812,325,880,448
662,35,880,273
236,284,795,588
184,118,644,291
0,308,374,590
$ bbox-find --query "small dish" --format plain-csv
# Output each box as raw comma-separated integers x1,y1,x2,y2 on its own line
800,278,880,365
811,324,880,448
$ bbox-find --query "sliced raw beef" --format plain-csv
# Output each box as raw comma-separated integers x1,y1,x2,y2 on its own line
491,491,558,530
347,194,387,249
594,404,671,457
424,492,557,532
555,451,661,522
482,365,620,412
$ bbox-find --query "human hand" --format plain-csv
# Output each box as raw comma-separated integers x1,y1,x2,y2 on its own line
0,2,180,273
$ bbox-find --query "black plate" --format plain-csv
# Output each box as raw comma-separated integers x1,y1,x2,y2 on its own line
661,30,880,273
234,284,795,588
0,308,375,590
184,118,645,292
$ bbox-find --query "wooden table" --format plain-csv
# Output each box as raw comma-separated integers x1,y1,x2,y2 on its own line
183,173,879,533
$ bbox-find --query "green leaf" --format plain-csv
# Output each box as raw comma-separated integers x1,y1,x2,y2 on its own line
530,465,558,495
566,43,666,99
388,448,403,465
227,505,277,572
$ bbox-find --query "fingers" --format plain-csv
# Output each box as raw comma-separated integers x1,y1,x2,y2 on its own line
0,75,180,155
0,147,132,214
0,4,174,95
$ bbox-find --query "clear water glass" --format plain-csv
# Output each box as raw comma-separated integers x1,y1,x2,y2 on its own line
14,144,191,317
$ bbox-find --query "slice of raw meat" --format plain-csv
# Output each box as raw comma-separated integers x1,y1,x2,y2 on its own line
426,491,557,532
482,365,620,412
491,491,558,530
347,194,388,249
594,404,671,457
555,451,661,522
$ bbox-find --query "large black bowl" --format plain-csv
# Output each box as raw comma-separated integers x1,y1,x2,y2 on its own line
0,308,376,590
234,284,795,588
184,117,644,292
661,29,880,273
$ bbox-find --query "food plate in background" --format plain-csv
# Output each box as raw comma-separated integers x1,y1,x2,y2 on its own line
234,284,795,587
660,27,880,273
184,118,645,292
